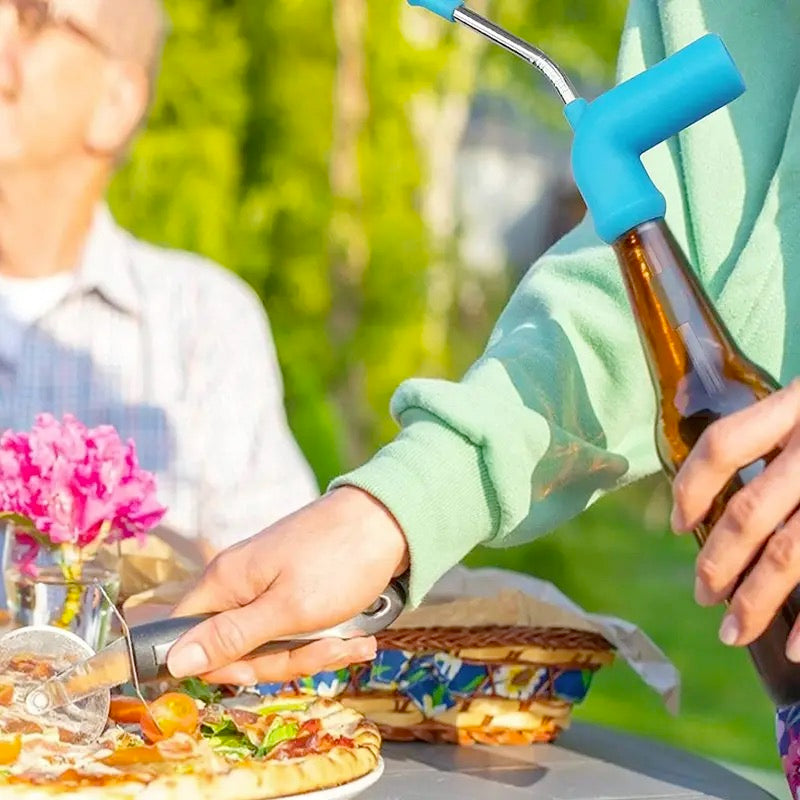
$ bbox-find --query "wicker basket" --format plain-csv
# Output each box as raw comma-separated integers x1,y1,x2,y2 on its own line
256,626,614,746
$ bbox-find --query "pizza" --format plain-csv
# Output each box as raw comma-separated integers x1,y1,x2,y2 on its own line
0,664,381,800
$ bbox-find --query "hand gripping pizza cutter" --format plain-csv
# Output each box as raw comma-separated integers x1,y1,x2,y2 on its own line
0,576,408,743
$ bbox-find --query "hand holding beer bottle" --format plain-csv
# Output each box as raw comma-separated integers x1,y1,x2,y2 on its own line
670,378,800,659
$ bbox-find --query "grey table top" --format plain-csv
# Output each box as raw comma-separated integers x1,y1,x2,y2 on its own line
363,722,778,799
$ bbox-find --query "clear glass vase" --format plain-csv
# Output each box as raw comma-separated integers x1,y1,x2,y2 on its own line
2,524,121,651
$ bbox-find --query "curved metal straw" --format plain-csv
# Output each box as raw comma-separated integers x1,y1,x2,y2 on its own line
453,7,578,105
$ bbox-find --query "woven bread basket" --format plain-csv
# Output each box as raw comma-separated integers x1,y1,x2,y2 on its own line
255,625,614,746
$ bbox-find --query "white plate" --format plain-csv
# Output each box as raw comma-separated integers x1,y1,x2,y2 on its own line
275,758,384,800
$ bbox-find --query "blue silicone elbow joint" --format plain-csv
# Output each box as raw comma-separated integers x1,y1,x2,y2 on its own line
565,34,745,244
406,0,462,21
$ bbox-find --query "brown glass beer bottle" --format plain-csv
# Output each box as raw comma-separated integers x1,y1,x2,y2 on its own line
613,220,800,707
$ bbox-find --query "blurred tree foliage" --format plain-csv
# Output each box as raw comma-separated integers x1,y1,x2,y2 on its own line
109,0,627,487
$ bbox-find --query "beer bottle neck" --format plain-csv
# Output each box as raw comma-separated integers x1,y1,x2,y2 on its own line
612,220,736,401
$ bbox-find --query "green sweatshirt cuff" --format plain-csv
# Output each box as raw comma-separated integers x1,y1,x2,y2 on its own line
328,411,499,606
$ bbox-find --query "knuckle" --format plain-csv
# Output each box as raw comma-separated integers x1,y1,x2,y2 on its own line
206,614,248,660
203,550,257,608
764,531,800,573
700,423,731,468
276,568,327,632
229,564,259,608
240,558,268,604
205,553,228,585
290,593,320,632
696,555,723,592
724,487,762,535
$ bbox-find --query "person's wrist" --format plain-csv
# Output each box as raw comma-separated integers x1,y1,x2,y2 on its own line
330,486,410,576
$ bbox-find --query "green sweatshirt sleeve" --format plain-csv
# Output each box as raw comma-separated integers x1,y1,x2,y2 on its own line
331,218,659,605
330,0,800,605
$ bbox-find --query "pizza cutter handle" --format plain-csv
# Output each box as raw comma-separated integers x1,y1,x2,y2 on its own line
132,575,409,681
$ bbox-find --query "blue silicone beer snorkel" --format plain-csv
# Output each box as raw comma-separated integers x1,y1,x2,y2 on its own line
406,0,745,244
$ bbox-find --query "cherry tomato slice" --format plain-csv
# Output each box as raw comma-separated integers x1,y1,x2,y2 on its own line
140,693,199,743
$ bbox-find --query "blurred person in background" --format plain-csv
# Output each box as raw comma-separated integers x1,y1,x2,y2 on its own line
0,0,318,566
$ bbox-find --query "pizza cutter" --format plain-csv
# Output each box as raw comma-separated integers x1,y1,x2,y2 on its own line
14,576,408,739
0,625,111,742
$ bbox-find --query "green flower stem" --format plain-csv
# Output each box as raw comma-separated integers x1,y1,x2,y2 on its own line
52,520,113,632
54,560,83,629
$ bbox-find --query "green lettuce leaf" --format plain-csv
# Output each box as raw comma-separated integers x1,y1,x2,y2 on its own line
201,710,302,760
180,678,222,705
256,700,308,715
204,733,255,760
201,717,239,738
201,716,256,759
255,720,300,758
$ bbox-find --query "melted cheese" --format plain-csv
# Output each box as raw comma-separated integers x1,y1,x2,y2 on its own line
7,734,118,779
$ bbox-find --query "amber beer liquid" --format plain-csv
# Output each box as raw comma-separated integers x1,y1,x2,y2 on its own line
613,219,800,707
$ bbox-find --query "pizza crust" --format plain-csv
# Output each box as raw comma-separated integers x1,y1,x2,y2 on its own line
0,702,381,800
143,737,379,800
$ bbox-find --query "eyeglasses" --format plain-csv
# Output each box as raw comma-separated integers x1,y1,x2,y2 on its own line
0,0,111,54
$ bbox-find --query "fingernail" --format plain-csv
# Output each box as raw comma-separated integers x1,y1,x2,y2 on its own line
167,642,209,678
670,505,687,533
787,635,800,663
719,615,741,646
694,577,715,607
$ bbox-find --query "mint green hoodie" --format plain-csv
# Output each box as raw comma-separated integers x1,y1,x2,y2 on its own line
330,0,800,606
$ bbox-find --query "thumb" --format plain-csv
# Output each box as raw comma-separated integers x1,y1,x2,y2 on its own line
167,589,295,679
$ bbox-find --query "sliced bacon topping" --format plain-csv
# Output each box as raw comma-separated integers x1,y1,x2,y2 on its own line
300,718,321,735
0,719,44,737
7,656,55,680
155,733,197,761
225,708,261,731
268,730,353,761
200,704,266,743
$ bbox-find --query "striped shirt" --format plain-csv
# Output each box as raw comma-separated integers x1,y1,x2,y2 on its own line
0,207,319,554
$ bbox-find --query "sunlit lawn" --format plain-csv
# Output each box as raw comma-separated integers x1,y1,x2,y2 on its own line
463,477,779,772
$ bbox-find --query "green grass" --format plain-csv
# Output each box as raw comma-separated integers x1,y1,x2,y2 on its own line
463,476,780,772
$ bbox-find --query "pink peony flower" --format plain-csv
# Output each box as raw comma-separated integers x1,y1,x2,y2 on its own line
0,414,167,559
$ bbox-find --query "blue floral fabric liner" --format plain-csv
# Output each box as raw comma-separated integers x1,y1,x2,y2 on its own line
776,704,800,797
257,649,596,718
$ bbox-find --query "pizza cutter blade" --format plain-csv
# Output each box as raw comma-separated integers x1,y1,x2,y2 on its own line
0,626,110,743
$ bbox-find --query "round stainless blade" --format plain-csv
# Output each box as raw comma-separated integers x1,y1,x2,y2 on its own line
0,626,110,743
